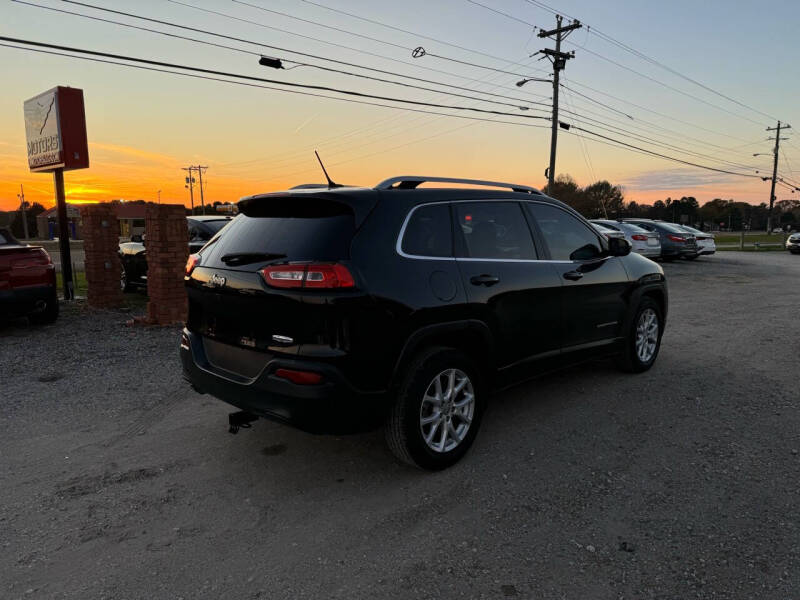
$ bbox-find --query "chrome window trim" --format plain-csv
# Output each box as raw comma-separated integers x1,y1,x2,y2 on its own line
396,199,589,264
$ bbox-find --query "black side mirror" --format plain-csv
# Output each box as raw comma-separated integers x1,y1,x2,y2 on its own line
608,236,631,257
131,234,143,243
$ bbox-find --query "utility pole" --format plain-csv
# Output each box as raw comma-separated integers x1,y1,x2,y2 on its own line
182,166,196,214
16,183,29,239
182,165,207,214
197,165,208,215
538,15,581,191
766,121,791,233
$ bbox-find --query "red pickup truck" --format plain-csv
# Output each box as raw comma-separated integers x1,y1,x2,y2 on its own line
0,228,59,324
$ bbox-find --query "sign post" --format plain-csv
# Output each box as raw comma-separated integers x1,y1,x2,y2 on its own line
24,86,89,301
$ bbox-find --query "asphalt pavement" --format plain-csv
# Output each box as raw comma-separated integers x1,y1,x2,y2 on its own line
1,251,799,599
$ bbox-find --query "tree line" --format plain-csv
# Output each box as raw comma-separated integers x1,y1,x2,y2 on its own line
544,174,800,231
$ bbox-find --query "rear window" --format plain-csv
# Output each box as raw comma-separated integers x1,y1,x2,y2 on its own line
203,212,355,265
617,222,649,234
203,220,231,235
0,232,7,244
657,222,691,234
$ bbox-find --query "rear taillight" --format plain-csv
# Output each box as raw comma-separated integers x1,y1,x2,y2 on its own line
185,253,200,275
260,263,355,289
274,368,324,385
631,234,648,241
666,235,685,243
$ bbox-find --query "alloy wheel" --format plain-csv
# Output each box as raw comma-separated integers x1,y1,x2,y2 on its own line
635,308,659,363
419,368,475,453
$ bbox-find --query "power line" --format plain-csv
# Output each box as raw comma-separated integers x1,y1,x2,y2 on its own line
42,0,551,108
567,124,763,179
558,84,771,162
168,0,551,82
0,35,550,123
469,0,777,127
0,41,551,131
564,43,769,127
523,0,779,123
19,0,545,113
229,0,552,81
300,0,535,66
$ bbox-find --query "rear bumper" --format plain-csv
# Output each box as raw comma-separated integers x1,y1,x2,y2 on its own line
633,245,661,257
180,329,387,434
0,284,55,318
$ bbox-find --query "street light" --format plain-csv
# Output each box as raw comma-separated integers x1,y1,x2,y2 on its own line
753,152,776,157
516,77,551,87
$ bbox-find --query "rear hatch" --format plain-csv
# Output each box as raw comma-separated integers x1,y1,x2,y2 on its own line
186,191,375,361
0,242,54,292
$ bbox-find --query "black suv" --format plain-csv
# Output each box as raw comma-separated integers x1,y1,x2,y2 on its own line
180,176,668,470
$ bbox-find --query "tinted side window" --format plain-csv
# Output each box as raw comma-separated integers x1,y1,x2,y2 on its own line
527,203,603,261
401,204,452,257
454,202,536,260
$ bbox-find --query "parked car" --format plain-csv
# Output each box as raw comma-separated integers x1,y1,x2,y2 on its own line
119,215,233,291
678,225,716,256
787,232,800,254
180,176,668,470
0,228,58,324
591,222,625,240
590,219,661,258
623,219,698,260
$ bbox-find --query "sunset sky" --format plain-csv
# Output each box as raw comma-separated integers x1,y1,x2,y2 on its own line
1,0,799,212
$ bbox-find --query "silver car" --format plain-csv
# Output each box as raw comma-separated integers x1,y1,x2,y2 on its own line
787,232,800,254
591,219,661,258
678,225,716,256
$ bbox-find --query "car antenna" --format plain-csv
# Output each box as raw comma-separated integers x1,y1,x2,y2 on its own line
315,150,341,189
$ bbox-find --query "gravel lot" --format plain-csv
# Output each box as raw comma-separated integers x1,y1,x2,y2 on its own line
2,251,799,599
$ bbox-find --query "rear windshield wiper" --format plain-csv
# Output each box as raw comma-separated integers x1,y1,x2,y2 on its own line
220,252,286,266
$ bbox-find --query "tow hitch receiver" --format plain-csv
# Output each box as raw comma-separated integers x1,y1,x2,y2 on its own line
228,411,258,434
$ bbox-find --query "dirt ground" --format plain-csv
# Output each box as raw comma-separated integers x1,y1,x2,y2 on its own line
1,251,799,599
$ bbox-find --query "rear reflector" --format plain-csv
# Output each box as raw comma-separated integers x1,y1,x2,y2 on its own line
631,234,648,241
260,263,355,289
274,368,324,385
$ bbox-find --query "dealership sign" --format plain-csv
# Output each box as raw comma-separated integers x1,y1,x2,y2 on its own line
24,86,89,172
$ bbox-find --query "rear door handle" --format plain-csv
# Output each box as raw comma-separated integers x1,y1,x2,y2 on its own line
470,274,500,286
563,270,583,281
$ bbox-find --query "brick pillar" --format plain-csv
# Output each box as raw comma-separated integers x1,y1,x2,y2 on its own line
145,203,189,325
79,204,123,308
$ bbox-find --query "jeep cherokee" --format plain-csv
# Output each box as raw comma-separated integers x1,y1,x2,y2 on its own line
180,176,668,470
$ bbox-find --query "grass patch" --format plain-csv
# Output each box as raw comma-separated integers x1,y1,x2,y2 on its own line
716,246,788,252
56,271,88,297
714,233,787,245
56,271,148,310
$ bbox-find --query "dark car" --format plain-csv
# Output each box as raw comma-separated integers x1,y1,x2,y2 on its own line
623,219,699,260
0,228,58,324
180,176,668,470
119,215,233,291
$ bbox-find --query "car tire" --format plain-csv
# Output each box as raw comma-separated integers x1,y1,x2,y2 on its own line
120,261,132,293
616,297,663,373
28,292,59,325
386,346,485,470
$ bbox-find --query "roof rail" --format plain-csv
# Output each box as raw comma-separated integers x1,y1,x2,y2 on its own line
374,176,541,194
